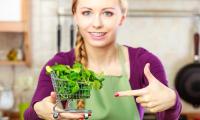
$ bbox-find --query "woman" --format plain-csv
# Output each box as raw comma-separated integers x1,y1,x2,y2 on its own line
24,0,182,119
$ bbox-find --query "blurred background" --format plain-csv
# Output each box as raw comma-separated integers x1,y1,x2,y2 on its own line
0,0,199,119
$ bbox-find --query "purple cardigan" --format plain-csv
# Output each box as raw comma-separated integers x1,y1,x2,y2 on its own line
24,46,182,120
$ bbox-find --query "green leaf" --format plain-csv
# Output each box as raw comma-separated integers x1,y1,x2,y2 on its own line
46,66,53,73
46,62,105,100
92,80,101,90
52,64,69,72
71,83,79,94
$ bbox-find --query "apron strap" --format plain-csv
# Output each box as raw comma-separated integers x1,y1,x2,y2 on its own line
117,44,128,78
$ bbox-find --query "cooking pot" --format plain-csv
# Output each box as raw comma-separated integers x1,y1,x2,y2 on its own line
175,33,200,107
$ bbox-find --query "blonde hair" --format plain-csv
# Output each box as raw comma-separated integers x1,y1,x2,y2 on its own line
72,0,128,67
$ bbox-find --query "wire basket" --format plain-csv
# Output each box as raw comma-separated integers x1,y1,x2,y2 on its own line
50,72,92,119
51,73,91,100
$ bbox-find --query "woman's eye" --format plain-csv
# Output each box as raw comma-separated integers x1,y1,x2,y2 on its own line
82,11,91,16
103,11,113,17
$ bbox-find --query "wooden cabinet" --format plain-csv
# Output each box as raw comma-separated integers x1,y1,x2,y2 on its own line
0,0,31,67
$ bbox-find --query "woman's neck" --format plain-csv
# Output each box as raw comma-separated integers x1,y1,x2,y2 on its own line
86,44,119,72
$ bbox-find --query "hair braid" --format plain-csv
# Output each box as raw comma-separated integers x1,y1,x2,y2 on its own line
75,30,88,67
75,29,87,110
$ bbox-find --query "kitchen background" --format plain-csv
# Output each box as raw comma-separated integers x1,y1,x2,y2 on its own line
0,0,200,119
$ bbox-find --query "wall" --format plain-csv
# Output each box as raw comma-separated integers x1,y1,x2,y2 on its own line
0,0,199,113
118,0,200,113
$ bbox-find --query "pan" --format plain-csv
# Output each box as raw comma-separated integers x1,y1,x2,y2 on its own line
175,32,200,108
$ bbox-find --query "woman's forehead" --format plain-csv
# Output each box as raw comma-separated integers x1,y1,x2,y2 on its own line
77,0,120,9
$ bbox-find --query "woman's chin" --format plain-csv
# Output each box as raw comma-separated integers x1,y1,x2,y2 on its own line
87,41,114,49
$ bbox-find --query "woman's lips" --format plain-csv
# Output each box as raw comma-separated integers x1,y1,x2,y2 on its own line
89,32,107,40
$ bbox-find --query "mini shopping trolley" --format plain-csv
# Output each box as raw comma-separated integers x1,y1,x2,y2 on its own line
50,71,92,120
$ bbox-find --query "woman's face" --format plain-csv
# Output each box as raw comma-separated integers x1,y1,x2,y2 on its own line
74,0,126,48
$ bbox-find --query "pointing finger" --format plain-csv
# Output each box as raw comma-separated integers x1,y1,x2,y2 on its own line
115,88,148,97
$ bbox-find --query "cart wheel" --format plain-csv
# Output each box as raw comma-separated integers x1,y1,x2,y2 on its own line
53,112,59,119
84,112,92,119
84,113,89,119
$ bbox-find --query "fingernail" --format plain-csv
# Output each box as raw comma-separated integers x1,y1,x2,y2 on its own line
88,112,91,116
79,116,84,120
114,93,119,97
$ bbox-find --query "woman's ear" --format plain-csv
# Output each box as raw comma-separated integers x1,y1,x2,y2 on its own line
119,15,126,26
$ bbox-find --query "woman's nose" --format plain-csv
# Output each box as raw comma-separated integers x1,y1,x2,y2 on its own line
92,14,103,29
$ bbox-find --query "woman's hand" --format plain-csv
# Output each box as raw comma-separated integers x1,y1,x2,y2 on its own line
115,63,176,113
34,92,85,120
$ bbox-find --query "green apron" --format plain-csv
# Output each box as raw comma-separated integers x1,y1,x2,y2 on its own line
74,45,140,120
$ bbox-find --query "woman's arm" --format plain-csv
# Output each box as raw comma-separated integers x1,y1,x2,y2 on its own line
24,51,83,120
140,50,182,120
24,64,54,120
117,47,182,120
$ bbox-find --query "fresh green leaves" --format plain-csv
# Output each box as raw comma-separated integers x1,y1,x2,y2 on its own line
46,62,104,100
46,66,53,73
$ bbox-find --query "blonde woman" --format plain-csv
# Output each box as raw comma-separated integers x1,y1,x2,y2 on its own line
25,0,182,119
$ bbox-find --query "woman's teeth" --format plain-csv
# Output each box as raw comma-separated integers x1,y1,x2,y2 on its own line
90,32,106,36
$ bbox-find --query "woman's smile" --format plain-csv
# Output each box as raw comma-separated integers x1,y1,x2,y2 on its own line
89,32,107,40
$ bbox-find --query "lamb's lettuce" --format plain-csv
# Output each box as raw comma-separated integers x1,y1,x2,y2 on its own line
46,62,104,100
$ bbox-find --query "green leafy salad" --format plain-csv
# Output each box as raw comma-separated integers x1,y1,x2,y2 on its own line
46,62,104,100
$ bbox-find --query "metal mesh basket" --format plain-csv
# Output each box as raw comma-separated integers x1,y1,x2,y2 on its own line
50,72,91,101
50,72,92,119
